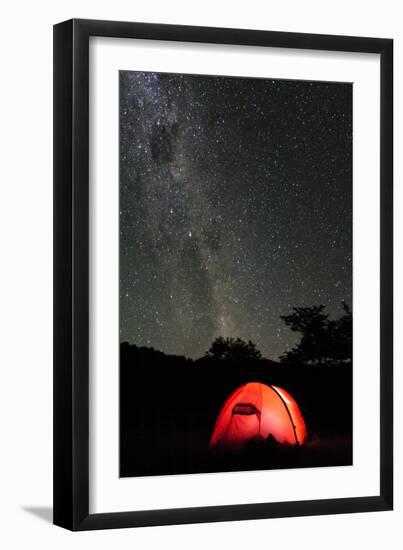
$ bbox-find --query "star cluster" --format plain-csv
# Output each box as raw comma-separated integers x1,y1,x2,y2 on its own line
119,71,352,359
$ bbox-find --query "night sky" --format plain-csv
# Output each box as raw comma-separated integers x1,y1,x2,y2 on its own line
119,71,352,360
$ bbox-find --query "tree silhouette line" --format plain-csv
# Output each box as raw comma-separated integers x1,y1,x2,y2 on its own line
204,302,352,367
205,337,262,361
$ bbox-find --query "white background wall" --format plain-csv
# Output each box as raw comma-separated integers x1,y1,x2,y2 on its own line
0,0,400,547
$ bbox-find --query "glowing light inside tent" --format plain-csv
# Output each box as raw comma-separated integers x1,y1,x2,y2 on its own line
209,382,307,449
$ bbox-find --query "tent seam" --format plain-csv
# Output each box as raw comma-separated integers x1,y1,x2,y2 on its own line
270,385,299,445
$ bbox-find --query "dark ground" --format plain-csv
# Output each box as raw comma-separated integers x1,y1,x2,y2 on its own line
120,343,352,477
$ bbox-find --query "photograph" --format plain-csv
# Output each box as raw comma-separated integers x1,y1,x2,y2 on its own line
119,70,353,477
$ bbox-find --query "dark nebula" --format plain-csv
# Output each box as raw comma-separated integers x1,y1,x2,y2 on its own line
119,71,352,359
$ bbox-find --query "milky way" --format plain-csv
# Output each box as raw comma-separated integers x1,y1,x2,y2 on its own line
119,71,352,359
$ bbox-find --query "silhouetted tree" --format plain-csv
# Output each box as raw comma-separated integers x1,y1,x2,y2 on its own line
205,337,262,361
333,301,352,362
279,303,352,367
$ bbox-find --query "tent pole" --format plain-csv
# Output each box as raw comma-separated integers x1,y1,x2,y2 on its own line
270,385,299,445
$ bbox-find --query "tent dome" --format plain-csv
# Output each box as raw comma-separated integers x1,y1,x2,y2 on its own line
209,382,307,449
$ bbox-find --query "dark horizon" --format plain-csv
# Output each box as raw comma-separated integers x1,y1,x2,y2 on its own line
119,71,352,360
121,299,352,363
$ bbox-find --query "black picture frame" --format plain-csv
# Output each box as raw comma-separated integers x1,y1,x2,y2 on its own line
53,18,393,531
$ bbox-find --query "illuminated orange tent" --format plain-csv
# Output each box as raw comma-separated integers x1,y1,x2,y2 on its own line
209,382,307,449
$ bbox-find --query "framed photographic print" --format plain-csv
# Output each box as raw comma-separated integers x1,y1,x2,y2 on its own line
53,19,393,530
